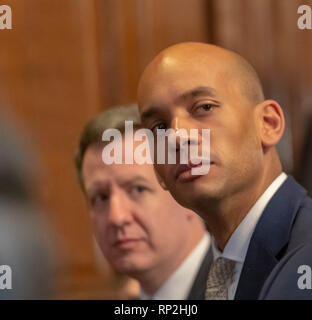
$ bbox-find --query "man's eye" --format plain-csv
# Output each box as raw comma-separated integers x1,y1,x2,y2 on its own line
199,104,212,111
151,123,167,133
202,104,212,110
193,103,214,116
91,193,108,207
132,185,147,193
129,185,148,197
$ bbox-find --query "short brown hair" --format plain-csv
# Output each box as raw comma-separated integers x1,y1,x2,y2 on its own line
75,104,141,189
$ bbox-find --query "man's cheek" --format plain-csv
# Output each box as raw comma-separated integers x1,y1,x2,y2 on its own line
155,164,166,180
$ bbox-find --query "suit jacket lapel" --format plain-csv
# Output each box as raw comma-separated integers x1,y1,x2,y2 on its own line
234,176,307,300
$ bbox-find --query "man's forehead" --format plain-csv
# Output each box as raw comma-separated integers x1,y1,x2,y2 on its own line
143,42,230,72
138,43,264,111
138,63,226,116
139,55,229,100
139,44,230,82
84,161,155,192
84,141,155,176
85,140,153,166
140,57,221,88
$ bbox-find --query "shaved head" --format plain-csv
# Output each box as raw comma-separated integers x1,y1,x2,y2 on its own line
138,42,264,107
137,41,284,251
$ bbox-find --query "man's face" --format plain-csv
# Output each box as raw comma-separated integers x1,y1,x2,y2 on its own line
138,55,264,211
82,141,193,275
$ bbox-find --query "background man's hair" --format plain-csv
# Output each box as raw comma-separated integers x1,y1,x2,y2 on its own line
75,103,141,189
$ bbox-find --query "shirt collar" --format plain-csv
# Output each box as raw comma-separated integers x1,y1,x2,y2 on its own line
141,232,210,300
212,172,288,263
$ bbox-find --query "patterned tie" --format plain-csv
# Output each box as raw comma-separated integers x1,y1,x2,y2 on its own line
205,257,236,300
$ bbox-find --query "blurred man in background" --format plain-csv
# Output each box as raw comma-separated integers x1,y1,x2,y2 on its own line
0,110,55,299
75,105,211,299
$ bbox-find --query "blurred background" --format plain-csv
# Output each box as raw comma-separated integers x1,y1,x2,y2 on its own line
0,0,311,299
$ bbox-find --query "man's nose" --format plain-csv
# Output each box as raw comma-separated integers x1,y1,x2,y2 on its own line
108,191,133,228
170,116,197,152
172,115,185,132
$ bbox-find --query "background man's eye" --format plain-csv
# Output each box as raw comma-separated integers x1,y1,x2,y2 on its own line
91,193,108,207
128,185,149,199
132,185,147,194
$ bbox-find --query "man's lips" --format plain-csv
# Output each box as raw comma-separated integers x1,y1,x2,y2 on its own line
175,161,213,182
113,238,142,249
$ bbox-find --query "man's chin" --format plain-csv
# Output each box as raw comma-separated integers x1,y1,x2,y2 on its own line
172,177,225,208
111,255,151,276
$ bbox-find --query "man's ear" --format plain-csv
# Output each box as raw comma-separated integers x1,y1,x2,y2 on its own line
256,99,285,148
153,166,168,190
184,209,198,220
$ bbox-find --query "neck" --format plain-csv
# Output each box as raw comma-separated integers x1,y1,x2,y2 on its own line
136,229,205,295
201,166,282,251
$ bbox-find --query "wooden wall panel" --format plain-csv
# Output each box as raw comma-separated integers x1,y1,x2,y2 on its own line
96,0,210,107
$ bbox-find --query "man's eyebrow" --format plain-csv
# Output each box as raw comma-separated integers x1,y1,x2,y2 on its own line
178,86,217,102
120,175,150,186
141,87,217,122
86,176,150,196
141,107,161,122
85,181,109,197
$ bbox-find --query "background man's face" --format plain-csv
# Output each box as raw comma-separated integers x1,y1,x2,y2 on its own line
81,140,193,275
139,56,264,211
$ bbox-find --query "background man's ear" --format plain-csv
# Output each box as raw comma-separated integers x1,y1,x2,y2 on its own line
153,166,168,190
257,99,285,148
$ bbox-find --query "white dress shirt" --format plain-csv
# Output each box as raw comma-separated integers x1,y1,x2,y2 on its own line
211,172,288,300
141,232,210,300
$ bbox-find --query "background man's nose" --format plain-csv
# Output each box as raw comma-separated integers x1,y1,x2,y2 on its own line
108,191,133,228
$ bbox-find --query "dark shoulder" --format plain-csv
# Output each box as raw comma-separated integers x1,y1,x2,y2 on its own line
300,194,312,210
287,194,312,252
259,244,312,300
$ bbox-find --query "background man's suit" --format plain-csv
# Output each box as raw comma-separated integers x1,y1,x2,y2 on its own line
187,248,213,299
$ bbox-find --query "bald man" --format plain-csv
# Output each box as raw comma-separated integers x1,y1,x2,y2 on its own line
137,42,312,300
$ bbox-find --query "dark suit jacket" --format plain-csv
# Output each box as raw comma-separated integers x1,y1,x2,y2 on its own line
187,247,213,300
259,244,312,299
234,176,312,300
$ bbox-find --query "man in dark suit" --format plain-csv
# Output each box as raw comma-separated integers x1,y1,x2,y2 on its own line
259,244,312,299
75,104,211,299
137,42,312,299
